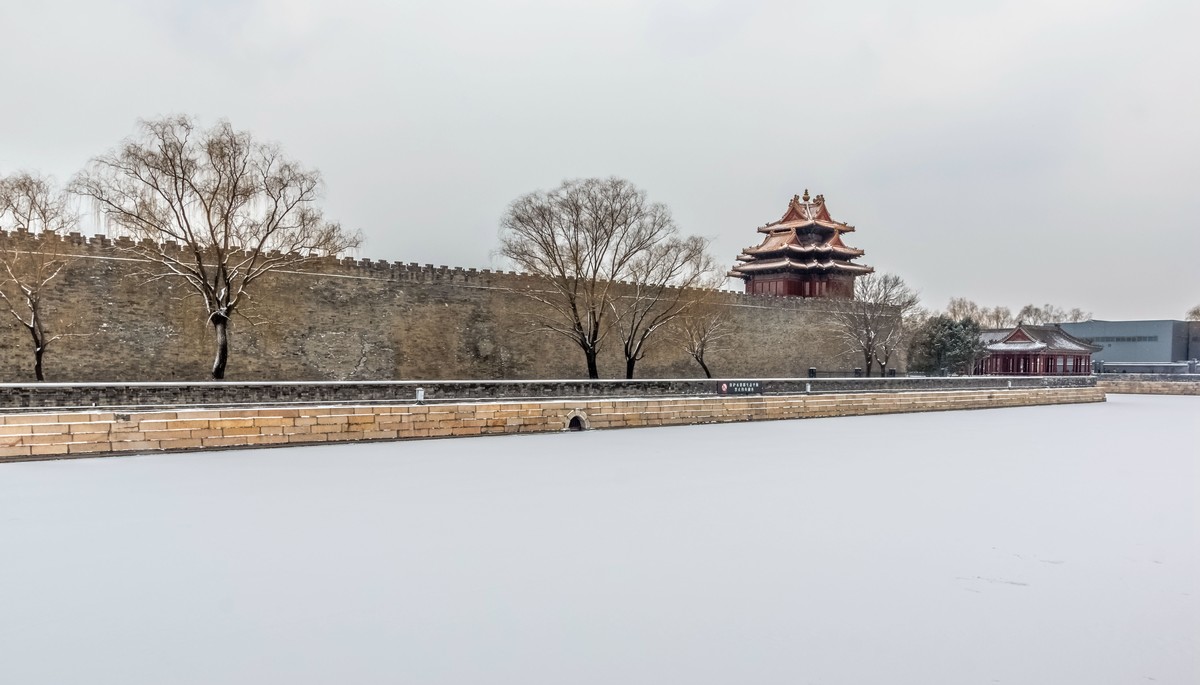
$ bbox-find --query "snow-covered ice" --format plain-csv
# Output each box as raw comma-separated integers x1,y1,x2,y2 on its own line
1,394,1197,684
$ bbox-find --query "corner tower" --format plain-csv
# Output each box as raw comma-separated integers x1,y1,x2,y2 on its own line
729,191,873,298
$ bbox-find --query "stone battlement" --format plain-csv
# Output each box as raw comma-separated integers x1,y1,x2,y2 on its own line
0,228,844,310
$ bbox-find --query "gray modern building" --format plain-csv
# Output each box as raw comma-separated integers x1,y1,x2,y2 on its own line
1057,320,1199,371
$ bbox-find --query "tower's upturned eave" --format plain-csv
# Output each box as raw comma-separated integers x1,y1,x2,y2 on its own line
757,219,849,234
740,243,865,258
729,258,875,277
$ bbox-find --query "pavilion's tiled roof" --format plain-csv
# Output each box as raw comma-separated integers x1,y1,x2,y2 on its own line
982,325,1103,354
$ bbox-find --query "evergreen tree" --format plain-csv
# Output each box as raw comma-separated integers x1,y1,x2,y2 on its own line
908,316,986,375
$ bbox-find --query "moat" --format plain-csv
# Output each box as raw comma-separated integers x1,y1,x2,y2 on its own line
1,395,1195,684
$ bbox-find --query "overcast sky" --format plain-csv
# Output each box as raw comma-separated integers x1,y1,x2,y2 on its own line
1,0,1196,320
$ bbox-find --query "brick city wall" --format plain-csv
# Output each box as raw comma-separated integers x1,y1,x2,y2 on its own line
1097,375,1200,396
0,385,1106,462
0,231,864,382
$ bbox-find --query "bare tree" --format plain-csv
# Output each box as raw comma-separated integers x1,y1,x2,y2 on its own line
0,173,80,381
72,116,361,379
616,235,722,378
672,291,732,378
1016,303,1091,324
945,297,981,323
977,305,1014,329
947,299,1088,326
833,272,921,376
499,177,714,379
1016,304,1058,324
1063,307,1091,323
898,306,932,370
1188,304,1200,321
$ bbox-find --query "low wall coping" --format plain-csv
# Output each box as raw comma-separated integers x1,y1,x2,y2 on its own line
0,375,1098,389
0,376,1098,413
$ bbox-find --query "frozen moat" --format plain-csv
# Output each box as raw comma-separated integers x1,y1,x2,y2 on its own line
1,394,1196,684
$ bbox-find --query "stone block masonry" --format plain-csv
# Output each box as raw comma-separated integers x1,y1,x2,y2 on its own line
1097,375,1200,396
0,386,1106,463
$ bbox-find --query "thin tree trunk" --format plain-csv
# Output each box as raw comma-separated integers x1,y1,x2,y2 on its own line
696,356,712,378
584,348,599,379
625,357,637,379
33,345,44,382
27,322,45,381
211,314,230,380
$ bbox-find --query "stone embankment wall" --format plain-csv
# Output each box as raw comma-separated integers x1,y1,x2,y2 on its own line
1097,374,1200,395
0,231,862,382
0,385,1106,463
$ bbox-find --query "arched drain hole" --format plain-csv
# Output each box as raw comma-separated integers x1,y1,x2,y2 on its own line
565,411,590,431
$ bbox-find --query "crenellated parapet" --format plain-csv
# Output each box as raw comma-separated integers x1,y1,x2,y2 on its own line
0,227,860,312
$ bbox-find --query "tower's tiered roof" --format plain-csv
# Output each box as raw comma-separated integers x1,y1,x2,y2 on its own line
729,191,873,279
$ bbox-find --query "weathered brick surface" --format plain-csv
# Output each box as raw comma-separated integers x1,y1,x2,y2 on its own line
0,386,1106,463
0,232,865,382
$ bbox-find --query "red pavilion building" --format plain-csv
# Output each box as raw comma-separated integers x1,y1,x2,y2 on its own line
975,324,1101,375
729,191,873,298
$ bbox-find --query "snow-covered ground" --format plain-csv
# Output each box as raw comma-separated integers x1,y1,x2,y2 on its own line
1,394,1196,685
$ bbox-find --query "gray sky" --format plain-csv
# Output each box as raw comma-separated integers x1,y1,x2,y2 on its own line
2,0,1197,320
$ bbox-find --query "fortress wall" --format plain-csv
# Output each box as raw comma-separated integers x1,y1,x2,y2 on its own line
0,231,861,382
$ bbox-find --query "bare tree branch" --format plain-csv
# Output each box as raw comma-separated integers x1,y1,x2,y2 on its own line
671,290,733,378
71,116,361,379
0,172,82,381
831,272,921,376
945,297,1090,326
613,234,724,378
498,177,719,379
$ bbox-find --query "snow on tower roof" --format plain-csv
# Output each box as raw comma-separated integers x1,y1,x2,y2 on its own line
730,191,872,281
731,258,874,274
758,190,854,234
